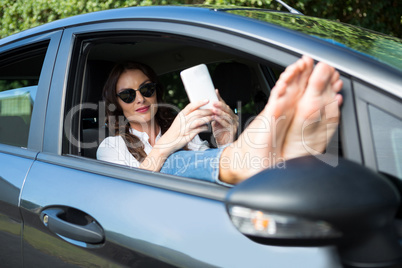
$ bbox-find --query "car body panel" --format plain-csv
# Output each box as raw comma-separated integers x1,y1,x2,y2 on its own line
0,147,37,267
336,77,362,163
27,31,63,151
0,30,61,266
20,153,341,267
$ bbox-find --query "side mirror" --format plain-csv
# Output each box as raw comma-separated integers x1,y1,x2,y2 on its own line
225,156,402,267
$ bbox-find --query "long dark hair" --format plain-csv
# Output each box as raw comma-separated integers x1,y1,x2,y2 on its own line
103,62,174,162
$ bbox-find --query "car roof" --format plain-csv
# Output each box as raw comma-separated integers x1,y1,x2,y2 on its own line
1,5,401,97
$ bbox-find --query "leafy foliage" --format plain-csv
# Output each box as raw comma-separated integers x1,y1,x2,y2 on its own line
0,0,400,39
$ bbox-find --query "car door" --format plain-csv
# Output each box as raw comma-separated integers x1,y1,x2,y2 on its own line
0,31,61,267
18,15,342,267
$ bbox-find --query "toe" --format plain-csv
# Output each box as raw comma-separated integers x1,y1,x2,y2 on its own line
299,57,314,89
307,62,334,94
272,80,287,97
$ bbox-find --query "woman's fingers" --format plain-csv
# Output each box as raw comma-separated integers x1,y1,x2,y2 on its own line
176,104,213,126
212,99,237,121
213,113,234,128
191,108,214,117
182,99,210,115
212,103,239,127
212,99,230,113
210,94,239,146
213,89,237,119
187,115,214,130
215,89,223,101
183,106,214,123
174,108,213,136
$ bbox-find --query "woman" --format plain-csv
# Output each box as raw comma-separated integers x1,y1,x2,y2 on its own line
97,56,343,185
97,62,239,182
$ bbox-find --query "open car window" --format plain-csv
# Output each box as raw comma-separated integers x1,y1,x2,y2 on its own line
62,32,343,184
63,33,275,159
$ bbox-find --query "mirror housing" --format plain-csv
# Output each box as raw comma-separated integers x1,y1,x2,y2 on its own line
225,156,401,267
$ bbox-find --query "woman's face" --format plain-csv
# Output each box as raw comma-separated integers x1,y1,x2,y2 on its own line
116,69,158,131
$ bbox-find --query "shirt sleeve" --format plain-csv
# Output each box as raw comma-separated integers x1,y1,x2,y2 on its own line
96,136,141,168
187,134,210,151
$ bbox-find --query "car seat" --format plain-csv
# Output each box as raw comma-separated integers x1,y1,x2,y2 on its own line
80,60,114,158
198,62,258,147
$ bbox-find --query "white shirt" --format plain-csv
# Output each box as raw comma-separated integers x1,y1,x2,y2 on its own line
96,128,209,168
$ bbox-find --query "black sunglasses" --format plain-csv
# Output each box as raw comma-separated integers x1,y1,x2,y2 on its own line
116,83,157,103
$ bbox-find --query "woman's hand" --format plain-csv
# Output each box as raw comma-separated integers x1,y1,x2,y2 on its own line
141,100,213,172
155,99,214,153
211,90,239,146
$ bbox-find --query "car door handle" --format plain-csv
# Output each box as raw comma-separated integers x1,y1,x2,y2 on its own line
40,207,104,244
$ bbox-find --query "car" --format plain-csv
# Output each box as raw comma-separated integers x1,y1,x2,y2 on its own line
0,4,401,268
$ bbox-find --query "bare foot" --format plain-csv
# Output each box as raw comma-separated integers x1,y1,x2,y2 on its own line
282,60,343,160
218,56,314,184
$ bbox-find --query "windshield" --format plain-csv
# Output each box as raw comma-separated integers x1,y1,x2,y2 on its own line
226,10,402,72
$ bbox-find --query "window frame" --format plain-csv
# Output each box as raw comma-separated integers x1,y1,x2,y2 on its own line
0,30,62,157
354,80,402,171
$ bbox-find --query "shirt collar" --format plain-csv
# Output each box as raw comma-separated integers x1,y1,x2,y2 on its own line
129,128,161,144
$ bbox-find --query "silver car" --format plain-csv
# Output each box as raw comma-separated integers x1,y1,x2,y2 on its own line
0,5,401,268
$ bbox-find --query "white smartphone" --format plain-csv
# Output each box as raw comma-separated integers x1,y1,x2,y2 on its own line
180,63,218,109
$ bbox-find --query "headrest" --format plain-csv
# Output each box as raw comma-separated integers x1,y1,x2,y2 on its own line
212,62,252,109
82,60,114,118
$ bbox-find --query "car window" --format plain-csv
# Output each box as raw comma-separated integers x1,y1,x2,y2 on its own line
368,104,402,180
64,34,276,158
0,44,47,147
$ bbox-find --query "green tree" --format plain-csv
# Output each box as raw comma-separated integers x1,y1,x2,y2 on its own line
205,0,401,38
0,0,400,39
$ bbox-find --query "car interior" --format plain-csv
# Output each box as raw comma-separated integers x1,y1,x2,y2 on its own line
65,33,281,160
